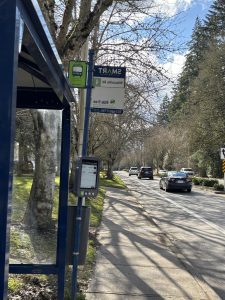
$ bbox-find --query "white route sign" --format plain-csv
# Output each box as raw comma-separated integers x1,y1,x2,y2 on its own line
91,65,126,114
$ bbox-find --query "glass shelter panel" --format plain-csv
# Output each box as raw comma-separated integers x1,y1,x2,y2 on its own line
10,109,62,265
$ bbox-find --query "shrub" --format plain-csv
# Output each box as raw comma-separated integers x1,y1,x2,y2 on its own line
158,173,167,178
213,183,224,191
192,177,218,187
201,179,218,187
192,177,200,185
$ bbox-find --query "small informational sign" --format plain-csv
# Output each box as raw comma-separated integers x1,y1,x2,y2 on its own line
93,77,125,88
74,157,100,198
221,148,225,159
91,65,126,114
68,61,87,88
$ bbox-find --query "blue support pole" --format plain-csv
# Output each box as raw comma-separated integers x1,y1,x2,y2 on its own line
71,49,95,299
82,49,95,156
0,2,19,299
57,105,71,299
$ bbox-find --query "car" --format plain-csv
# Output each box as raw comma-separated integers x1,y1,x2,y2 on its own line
159,171,192,192
180,168,195,176
158,169,167,176
138,167,153,180
129,167,139,176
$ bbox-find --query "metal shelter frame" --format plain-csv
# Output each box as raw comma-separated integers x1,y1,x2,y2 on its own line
0,0,75,299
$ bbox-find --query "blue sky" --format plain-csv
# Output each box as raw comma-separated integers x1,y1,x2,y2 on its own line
161,0,214,96
179,0,213,43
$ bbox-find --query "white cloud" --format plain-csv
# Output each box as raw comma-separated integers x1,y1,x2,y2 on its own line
155,0,194,17
102,0,195,25
159,53,186,97
198,0,213,10
163,53,186,79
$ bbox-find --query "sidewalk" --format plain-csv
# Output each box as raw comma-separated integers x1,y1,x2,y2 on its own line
85,187,218,300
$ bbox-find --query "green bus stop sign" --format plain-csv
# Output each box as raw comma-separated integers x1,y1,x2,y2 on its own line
68,61,87,88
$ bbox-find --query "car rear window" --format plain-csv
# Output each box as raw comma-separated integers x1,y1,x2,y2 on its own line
142,167,152,171
131,167,138,170
169,172,186,177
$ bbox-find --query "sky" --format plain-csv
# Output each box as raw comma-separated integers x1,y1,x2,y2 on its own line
162,0,213,95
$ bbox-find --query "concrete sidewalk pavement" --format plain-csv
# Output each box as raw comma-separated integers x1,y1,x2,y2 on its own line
85,187,219,300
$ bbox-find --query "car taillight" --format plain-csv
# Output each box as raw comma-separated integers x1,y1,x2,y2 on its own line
168,178,175,182
186,178,192,182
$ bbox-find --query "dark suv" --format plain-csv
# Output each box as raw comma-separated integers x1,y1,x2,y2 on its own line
138,167,153,180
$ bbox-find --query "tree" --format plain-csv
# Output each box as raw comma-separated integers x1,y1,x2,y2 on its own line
23,0,182,228
15,110,35,175
90,109,144,178
156,95,170,125
23,110,60,230
170,0,225,123
143,125,188,171
169,18,207,122
187,43,225,176
205,0,225,44
24,0,113,229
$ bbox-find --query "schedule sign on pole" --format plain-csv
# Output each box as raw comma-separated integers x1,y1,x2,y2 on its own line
91,65,126,114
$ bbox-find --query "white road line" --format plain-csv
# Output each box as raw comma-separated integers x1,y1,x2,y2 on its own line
133,178,225,236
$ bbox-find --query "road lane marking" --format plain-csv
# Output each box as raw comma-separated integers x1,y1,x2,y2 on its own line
131,178,225,236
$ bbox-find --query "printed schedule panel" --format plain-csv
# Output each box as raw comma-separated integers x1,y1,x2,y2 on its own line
80,161,98,189
74,157,100,198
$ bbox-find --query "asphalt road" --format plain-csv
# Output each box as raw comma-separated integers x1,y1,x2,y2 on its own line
117,171,225,299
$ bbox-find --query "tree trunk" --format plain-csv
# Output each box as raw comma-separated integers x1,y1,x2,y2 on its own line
17,141,29,175
106,158,115,179
24,110,58,231
106,160,113,179
56,123,61,176
198,167,207,178
69,160,76,191
211,156,222,178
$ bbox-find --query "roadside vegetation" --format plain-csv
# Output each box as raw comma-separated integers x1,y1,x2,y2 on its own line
9,0,225,297
8,172,126,299
117,1,225,179
192,177,224,191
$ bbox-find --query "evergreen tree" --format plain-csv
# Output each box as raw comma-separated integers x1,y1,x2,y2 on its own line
205,0,225,44
157,95,170,125
169,18,207,121
185,18,208,78
188,43,225,176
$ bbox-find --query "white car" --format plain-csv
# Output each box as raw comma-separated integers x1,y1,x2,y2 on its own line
180,168,195,176
129,167,139,176
159,169,167,176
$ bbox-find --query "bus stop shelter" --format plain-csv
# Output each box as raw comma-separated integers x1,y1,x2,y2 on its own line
0,0,74,298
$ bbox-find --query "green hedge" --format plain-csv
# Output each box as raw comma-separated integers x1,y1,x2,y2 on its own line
192,177,219,187
213,183,224,191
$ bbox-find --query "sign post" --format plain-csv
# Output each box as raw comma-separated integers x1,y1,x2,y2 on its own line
222,159,225,192
71,49,95,300
220,148,225,191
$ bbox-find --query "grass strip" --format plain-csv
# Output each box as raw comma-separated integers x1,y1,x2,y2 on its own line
9,172,126,299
